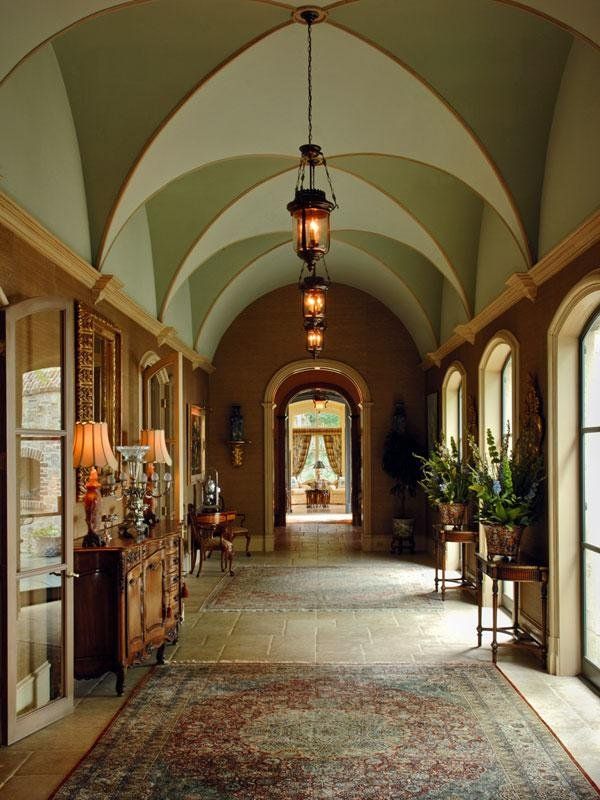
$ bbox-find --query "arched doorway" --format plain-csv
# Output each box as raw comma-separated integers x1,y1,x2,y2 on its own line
263,359,372,550
279,386,357,526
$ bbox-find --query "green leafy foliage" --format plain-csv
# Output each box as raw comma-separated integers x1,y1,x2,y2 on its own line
415,437,472,507
468,428,544,529
381,404,421,517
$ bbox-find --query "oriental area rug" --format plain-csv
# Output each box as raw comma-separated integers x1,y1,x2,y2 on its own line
204,565,439,611
52,662,599,800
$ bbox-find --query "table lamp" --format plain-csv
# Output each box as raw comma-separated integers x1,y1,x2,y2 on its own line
140,429,172,522
73,421,118,547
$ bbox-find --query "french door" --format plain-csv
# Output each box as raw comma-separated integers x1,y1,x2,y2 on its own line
3,297,74,744
581,309,600,689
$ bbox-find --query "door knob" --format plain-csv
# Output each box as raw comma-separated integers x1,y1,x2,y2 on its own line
66,571,80,579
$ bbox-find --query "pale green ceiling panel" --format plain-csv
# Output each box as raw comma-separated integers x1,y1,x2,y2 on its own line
331,154,486,311
106,22,526,264
51,0,289,259
538,40,600,256
331,0,571,254
188,232,291,337
332,230,443,339
475,204,528,313
144,155,295,312
440,281,470,345
163,279,193,348
101,204,156,317
0,44,90,260
165,167,460,316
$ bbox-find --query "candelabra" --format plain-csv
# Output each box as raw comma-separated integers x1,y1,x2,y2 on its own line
116,445,151,541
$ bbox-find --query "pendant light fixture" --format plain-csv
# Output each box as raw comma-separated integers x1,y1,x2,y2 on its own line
287,7,338,358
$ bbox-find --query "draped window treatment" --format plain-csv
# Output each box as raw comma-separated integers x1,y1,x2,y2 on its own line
292,432,312,477
292,428,343,478
323,432,343,476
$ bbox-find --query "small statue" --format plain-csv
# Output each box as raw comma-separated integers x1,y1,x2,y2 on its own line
230,405,244,442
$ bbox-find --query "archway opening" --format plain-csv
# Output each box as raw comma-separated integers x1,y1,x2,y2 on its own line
286,387,353,525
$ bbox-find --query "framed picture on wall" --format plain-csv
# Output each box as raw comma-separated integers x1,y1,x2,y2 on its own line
188,404,206,484
426,391,438,454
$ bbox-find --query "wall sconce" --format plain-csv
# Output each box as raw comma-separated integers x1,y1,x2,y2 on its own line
140,429,172,524
73,421,118,547
227,405,249,467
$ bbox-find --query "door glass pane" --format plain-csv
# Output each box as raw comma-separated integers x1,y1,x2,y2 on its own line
582,314,600,428
582,431,600,548
15,310,63,430
16,573,64,716
583,549,600,671
18,437,64,570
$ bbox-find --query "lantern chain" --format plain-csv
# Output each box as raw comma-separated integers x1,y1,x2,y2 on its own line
307,16,313,145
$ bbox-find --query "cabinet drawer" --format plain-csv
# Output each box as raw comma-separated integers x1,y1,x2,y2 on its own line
165,551,180,574
145,540,164,558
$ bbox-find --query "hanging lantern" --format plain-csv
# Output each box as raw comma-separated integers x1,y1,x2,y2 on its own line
288,7,337,359
312,390,328,411
288,146,334,263
305,321,325,357
300,270,329,324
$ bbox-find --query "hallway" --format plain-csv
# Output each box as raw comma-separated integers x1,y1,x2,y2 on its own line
2,529,600,798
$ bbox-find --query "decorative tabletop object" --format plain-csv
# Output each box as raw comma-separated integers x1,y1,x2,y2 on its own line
227,405,249,467
116,445,150,541
416,437,472,528
469,428,544,560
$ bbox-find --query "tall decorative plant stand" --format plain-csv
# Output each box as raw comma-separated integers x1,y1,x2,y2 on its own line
433,524,478,600
476,553,548,667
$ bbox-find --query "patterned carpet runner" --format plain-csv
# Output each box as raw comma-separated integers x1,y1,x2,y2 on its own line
52,662,599,799
204,564,440,611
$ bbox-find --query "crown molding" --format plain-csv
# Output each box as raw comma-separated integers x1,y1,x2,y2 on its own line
0,191,214,372
422,210,600,370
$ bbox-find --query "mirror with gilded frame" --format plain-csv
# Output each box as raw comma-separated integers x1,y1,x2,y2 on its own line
75,303,121,498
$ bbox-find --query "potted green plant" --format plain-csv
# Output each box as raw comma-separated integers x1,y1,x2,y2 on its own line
469,428,544,560
415,437,472,527
382,400,421,546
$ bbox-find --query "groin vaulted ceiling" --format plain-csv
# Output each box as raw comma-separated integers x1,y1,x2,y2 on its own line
1,0,599,362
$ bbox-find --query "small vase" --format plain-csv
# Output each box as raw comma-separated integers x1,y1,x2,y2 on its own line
483,523,524,560
438,503,467,528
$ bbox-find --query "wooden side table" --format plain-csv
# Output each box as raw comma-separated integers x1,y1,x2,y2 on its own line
476,553,548,667
434,525,478,600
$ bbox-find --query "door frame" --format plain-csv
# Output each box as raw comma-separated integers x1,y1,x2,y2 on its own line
263,359,372,550
3,296,74,744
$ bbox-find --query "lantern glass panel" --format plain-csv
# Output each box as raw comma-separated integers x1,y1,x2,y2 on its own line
293,207,330,258
303,286,327,320
306,326,324,354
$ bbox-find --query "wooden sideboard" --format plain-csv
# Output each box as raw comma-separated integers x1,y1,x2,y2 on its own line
74,522,183,695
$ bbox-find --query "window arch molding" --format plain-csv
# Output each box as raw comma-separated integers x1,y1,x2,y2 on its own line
478,330,520,447
442,361,467,453
547,268,600,676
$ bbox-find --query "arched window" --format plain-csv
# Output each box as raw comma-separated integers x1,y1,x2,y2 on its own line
442,364,466,457
479,333,518,610
581,307,600,689
479,333,518,451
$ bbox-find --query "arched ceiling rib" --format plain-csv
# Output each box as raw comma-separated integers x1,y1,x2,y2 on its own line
159,168,469,319
99,21,528,265
2,0,597,85
2,0,598,364
195,240,439,359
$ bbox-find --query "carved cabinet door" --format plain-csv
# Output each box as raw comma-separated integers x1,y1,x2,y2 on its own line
126,563,144,658
143,551,165,643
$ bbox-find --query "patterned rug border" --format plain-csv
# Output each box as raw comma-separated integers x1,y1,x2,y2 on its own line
200,563,442,612
51,661,600,799
48,666,158,800
496,664,600,797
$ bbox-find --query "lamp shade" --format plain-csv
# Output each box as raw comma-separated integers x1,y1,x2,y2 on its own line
73,421,118,470
313,460,326,470
140,429,172,465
